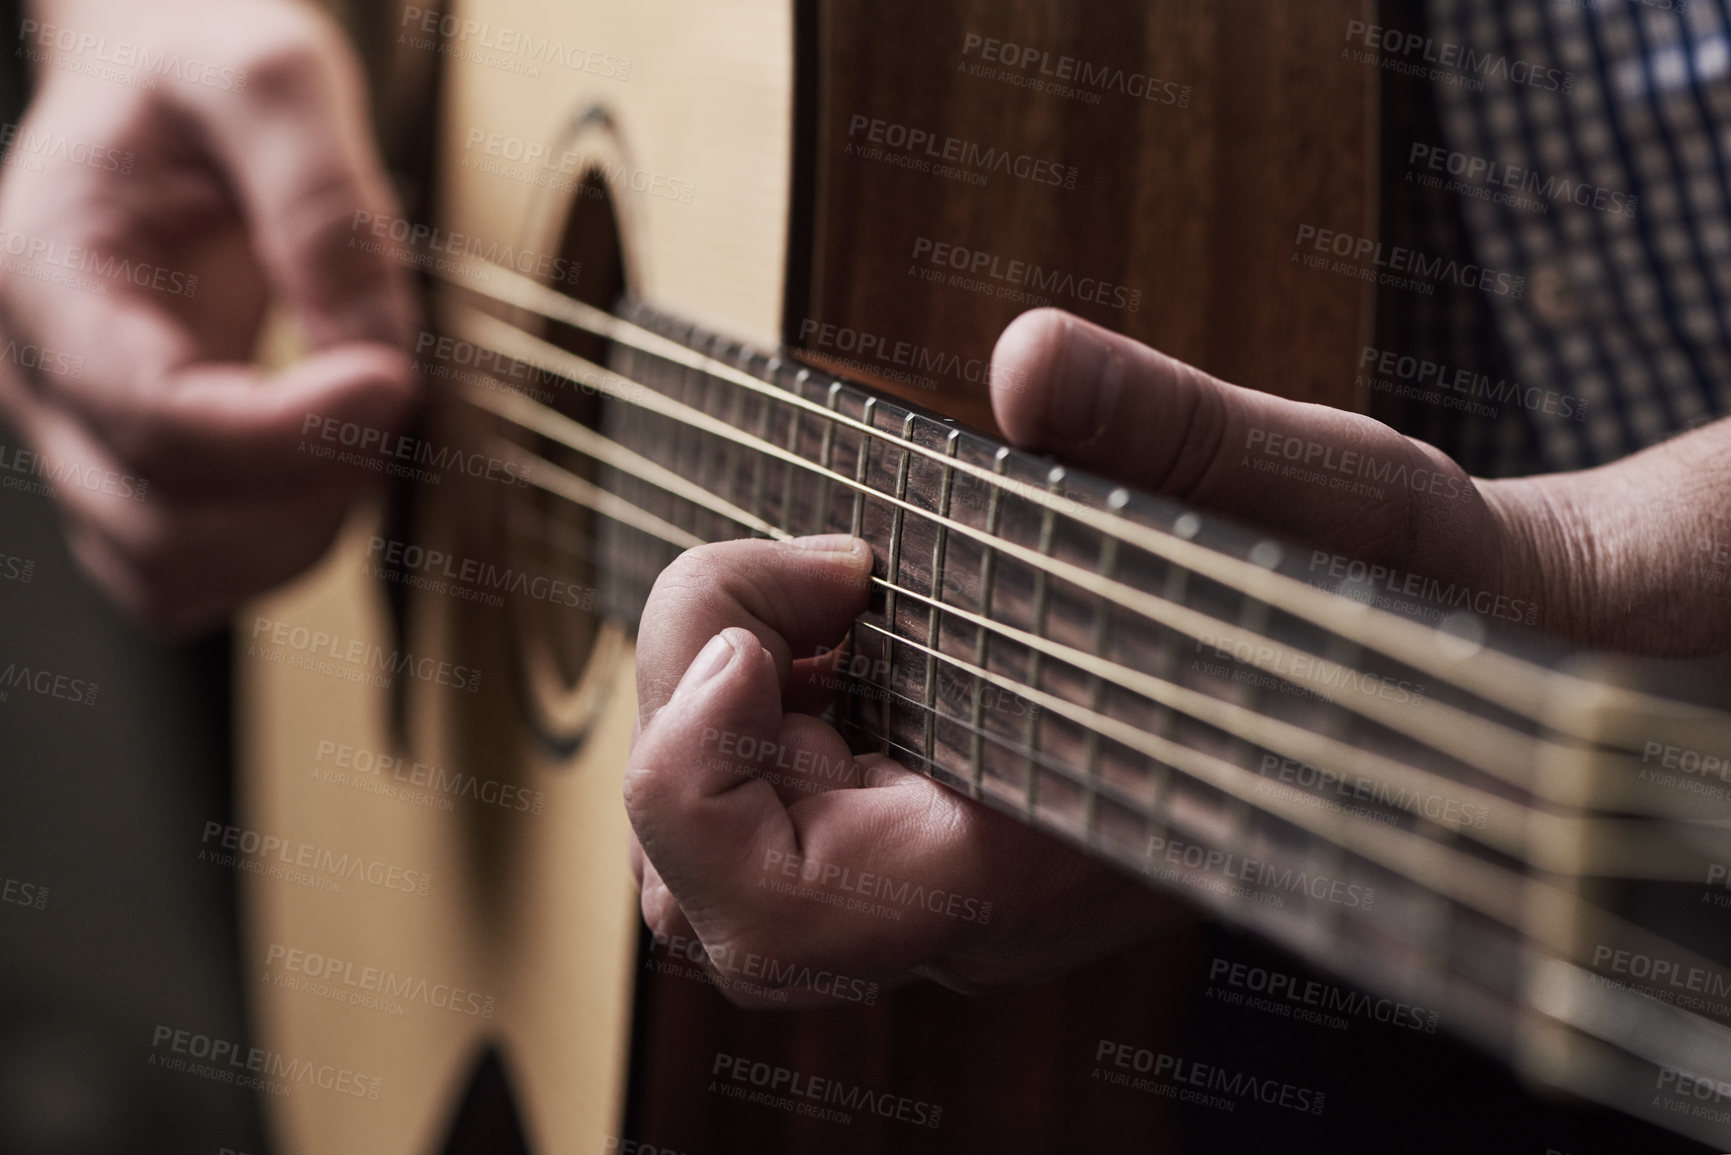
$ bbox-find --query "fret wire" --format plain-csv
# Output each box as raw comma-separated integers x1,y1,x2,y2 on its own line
747,358,775,529
780,371,807,535
1143,539,1190,879
738,347,772,533
1225,549,1279,926
716,346,751,536
1023,467,1065,821
675,336,707,539
849,398,875,540
970,449,1012,801
435,269,1634,734
446,305,1554,795
1314,628,1370,969
819,382,842,536
1079,493,1126,851
880,413,918,760
708,335,741,541
924,433,962,789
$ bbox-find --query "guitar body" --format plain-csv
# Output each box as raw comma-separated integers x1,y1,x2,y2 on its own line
240,1,1376,1151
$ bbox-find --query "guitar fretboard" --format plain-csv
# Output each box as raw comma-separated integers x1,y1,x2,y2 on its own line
434,262,1731,1149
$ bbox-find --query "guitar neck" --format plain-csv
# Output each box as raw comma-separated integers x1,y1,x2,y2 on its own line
436,263,1731,1150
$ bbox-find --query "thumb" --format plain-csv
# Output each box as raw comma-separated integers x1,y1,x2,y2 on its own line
988,308,1485,569
188,19,415,350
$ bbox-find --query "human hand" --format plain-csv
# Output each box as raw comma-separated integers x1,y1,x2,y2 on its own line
0,0,417,633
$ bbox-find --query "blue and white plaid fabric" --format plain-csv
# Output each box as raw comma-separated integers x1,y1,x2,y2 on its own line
1420,0,1731,473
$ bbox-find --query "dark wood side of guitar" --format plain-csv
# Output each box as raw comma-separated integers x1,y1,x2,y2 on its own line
626,2,1375,1151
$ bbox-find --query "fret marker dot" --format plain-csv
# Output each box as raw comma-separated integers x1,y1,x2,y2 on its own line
1174,513,1201,539
1249,541,1282,569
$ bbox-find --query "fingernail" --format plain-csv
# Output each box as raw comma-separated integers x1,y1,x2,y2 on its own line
788,534,867,558
1046,322,1124,446
681,631,737,691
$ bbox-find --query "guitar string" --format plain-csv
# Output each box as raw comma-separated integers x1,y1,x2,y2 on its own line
431,259,1731,754
481,416,1728,889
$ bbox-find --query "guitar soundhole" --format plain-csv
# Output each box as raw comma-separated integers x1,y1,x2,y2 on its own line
500,154,633,754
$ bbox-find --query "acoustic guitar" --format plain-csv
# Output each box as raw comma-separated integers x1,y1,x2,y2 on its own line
232,0,1731,1151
